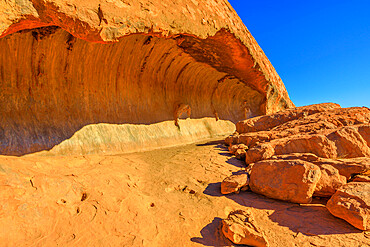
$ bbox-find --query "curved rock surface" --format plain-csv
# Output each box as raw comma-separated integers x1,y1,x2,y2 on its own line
0,0,293,155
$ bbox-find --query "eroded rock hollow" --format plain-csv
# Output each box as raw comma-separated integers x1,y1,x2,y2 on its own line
0,0,293,155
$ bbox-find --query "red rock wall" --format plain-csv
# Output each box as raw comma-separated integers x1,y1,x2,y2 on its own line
0,0,293,155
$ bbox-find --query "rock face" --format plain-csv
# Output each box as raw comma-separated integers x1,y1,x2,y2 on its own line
249,160,322,204
0,0,293,155
222,210,269,247
326,182,370,230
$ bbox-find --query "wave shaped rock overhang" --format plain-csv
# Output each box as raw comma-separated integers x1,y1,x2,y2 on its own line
0,0,294,155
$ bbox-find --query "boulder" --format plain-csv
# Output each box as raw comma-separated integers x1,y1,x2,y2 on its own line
314,165,347,197
245,144,275,165
225,134,239,146
244,134,338,164
249,160,321,203
326,125,370,158
222,210,269,247
271,153,319,162
271,154,370,180
236,103,341,133
221,171,249,195
228,144,248,155
227,144,248,160
229,105,370,168
326,182,370,230
238,132,271,147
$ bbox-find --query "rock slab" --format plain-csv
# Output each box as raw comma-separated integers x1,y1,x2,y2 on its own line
221,171,249,195
222,210,269,247
249,160,322,204
314,164,347,197
326,182,370,231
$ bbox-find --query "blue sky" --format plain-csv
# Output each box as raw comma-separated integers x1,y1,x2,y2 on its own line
228,0,370,107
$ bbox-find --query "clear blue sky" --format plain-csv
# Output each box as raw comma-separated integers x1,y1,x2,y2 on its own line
228,0,370,107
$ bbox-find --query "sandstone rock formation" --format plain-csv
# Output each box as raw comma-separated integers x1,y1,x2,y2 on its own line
226,104,370,175
2,0,370,245
313,164,347,197
0,0,293,155
235,103,341,134
270,153,370,180
249,160,322,204
224,103,370,231
220,171,249,195
228,144,248,155
228,144,248,160
222,210,269,247
326,182,370,231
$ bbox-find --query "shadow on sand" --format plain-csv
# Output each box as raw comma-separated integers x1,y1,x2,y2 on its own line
205,184,362,236
197,140,247,168
200,153,361,237
192,131,362,246
203,182,224,197
196,140,226,147
199,141,361,237
190,217,248,246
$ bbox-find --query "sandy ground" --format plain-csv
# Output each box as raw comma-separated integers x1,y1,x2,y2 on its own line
0,138,369,246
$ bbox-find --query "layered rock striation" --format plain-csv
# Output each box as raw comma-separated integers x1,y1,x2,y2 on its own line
0,0,293,155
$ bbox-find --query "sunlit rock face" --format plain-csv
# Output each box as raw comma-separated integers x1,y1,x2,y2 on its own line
0,0,293,155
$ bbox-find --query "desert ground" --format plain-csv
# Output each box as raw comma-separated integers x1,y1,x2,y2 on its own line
1,138,368,246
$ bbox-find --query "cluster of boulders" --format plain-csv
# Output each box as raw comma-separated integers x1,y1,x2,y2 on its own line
220,103,370,245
